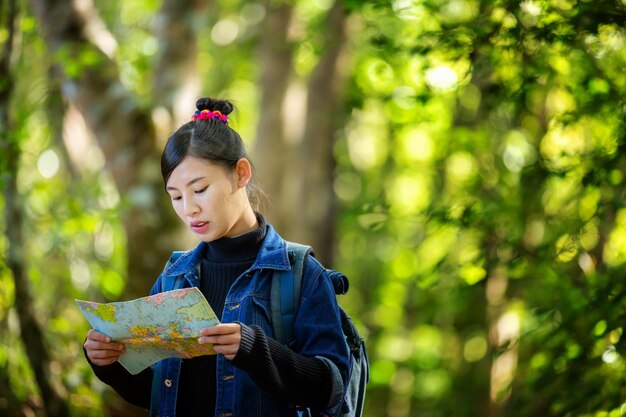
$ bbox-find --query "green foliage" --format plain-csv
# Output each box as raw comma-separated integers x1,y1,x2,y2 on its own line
336,0,626,415
0,6,126,415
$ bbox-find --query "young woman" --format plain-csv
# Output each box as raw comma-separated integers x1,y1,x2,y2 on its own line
83,97,350,417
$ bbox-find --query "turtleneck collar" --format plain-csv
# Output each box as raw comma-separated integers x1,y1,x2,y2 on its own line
203,213,267,263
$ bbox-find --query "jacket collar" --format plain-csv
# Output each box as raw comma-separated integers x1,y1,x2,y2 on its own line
161,224,291,277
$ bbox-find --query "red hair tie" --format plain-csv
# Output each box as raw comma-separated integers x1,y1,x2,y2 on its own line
192,109,228,125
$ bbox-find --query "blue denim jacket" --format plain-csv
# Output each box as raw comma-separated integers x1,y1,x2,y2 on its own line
149,225,349,417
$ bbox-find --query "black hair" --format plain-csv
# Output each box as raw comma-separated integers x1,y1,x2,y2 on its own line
161,97,264,210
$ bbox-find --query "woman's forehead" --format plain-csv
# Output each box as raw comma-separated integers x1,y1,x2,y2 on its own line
167,157,224,185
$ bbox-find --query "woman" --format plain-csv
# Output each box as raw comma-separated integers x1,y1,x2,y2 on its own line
83,97,350,417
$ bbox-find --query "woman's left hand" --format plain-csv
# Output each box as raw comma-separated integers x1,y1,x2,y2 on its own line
198,323,242,360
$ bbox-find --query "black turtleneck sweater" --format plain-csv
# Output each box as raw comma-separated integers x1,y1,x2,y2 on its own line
176,215,266,416
88,214,334,416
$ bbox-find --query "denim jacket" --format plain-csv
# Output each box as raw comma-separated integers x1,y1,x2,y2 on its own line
149,225,350,417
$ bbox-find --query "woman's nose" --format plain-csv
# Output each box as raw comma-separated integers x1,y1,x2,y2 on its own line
183,199,199,216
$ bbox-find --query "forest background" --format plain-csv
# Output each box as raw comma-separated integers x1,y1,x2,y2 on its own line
1,0,626,416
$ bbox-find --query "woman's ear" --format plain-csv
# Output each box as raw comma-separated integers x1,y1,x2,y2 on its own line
235,158,252,189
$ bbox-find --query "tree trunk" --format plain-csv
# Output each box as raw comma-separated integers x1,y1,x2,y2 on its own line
152,0,212,127
252,1,294,232
3,167,71,417
1,2,70,415
31,0,180,298
293,1,349,265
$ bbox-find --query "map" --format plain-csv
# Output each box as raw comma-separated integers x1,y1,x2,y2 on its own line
76,287,220,375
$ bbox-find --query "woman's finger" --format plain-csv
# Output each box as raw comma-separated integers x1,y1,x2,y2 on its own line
198,333,240,345
84,338,125,352
199,323,241,337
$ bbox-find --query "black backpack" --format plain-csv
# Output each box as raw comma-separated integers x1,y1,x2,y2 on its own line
271,242,369,417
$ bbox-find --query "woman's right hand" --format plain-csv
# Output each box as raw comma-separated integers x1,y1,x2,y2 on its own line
84,329,125,366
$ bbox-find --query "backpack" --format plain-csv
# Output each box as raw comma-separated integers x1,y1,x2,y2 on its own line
271,242,369,417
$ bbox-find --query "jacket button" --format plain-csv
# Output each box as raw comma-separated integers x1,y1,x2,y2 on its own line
164,379,172,388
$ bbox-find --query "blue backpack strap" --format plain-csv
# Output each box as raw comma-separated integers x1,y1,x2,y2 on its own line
271,243,369,416
271,242,311,347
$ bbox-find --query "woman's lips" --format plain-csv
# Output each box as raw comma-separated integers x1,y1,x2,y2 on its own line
191,222,209,234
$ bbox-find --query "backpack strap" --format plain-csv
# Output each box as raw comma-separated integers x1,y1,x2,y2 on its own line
271,242,311,348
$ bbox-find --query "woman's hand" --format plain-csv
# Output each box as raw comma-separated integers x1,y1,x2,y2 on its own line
198,323,242,360
84,329,125,366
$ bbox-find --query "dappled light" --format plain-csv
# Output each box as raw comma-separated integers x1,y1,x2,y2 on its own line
425,65,459,93
211,18,240,46
37,149,60,179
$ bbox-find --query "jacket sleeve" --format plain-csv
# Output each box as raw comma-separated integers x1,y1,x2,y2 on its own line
84,349,153,409
231,260,349,414
231,323,335,409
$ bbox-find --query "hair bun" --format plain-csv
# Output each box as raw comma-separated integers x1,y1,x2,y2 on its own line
196,97,234,116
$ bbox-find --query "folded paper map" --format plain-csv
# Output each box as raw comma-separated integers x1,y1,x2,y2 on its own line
76,287,220,375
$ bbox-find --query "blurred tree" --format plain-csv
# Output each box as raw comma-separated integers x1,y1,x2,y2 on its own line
152,0,212,125
337,0,626,416
31,0,181,298
292,0,349,263
253,2,294,235
1,1,69,415
254,0,351,264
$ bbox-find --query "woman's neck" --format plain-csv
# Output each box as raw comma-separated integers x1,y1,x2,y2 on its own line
205,213,266,262
228,207,259,238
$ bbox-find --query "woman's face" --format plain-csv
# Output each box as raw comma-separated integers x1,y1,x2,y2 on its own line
165,156,253,242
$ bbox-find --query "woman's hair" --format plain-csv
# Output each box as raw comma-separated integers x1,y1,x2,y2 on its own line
161,97,264,211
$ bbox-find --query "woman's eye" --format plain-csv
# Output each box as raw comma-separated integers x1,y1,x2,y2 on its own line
195,187,208,194
171,196,182,201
